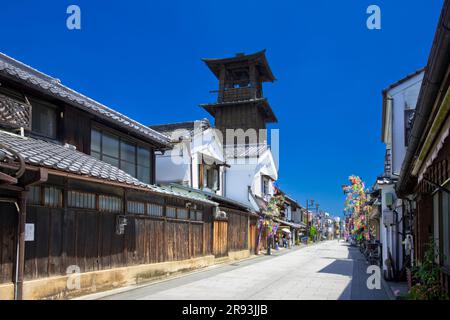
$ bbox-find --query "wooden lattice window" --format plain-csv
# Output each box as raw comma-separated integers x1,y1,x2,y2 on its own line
195,210,203,221
177,208,188,220
68,190,96,209
27,186,41,205
147,203,163,217
99,195,122,213
127,201,145,214
43,186,63,208
166,206,176,218
0,92,31,130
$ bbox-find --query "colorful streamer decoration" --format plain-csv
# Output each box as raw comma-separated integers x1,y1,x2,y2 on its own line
342,175,371,240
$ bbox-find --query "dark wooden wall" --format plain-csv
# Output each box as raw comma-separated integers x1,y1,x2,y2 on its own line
0,202,213,284
226,209,249,252
214,103,267,145
0,203,17,284
63,107,91,154
414,140,450,263
212,220,228,257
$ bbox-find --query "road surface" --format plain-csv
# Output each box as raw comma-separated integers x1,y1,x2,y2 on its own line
93,240,388,300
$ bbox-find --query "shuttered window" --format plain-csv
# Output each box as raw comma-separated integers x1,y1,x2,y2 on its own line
31,100,58,139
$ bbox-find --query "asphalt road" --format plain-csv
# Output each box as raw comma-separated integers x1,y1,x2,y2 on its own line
88,240,388,300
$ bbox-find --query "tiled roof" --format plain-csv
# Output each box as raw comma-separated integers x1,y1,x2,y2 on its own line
149,119,211,139
0,52,171,148
202,50,276,82
166,183,257,214
0,130,216,205
200,98,278,123
273,217,307,229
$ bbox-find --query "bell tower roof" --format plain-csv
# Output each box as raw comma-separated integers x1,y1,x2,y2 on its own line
201,49,276,82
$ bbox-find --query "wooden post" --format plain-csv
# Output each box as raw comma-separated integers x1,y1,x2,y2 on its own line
188,207,192,259
123,188,127,265
15,190,27,300
218,66,226,102
249,63,256,99
202,214,206,255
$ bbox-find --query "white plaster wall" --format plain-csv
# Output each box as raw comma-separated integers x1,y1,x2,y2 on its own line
379,184,404,278
388,73,423,176
155,148,191,185
225,164,255,205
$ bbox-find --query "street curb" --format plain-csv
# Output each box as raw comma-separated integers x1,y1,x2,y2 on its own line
74,242,323,300
381,277,397,301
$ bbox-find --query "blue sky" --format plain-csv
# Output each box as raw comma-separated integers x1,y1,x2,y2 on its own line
0,1,443,216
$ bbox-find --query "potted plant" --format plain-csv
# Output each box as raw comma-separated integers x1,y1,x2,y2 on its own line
407,239,449,300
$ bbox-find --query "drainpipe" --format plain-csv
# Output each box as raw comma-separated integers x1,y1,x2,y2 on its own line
14,191,27,300
8,162,47,300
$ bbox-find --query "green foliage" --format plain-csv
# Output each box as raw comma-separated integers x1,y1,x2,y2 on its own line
407,239,449,300
309,226,317,238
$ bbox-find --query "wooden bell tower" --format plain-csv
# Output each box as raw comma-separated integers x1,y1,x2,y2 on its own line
200,50,278,146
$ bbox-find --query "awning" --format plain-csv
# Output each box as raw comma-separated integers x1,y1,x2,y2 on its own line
273,217,307,229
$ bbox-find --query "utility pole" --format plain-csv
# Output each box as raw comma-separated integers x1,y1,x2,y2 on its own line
306,199,314,242
315,203,320,242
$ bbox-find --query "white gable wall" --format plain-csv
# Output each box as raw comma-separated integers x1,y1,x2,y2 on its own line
385,72,423,176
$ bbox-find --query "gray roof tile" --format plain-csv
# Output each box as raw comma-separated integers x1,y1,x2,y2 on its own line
0,130,216,205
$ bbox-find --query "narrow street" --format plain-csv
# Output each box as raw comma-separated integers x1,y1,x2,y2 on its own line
94,241,388,300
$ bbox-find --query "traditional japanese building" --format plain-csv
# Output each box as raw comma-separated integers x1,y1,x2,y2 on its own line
0,52,223,300
396,0,450,294
150,119,260,260
200,50,277,146
376,68,424,281
149,51,282,256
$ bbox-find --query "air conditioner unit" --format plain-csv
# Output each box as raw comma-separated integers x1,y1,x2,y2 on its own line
383,209,394,226
385,193,394,208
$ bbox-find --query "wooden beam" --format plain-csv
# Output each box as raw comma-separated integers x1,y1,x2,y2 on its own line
0,171,18,185
19,167,48,187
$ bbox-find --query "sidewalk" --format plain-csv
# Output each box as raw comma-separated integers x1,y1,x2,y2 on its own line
345,243,389,300
382,279,409,300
